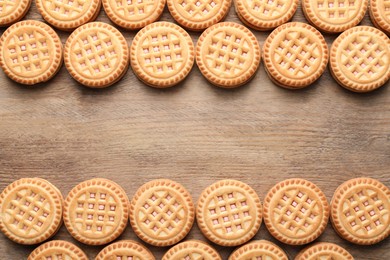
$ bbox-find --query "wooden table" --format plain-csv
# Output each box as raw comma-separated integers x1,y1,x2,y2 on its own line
0,2,389,259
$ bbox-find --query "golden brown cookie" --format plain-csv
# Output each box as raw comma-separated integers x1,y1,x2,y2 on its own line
295,242,354,260
0,20,63,85
229,240,288,260
329,26,390,92
162,240,222,260
95,240,155,260
370,0,390,35
0,0,31,26
28,240,88,260
196,179,262,247
130,22,194,88
262,22,328,89
64,22,129,88
234,0,298,31
63,178,129,245
167,0,231,31
263,178,329,245
330,178,390,245
302,0,368,33
0,178,63,245
196,22,261,88
129,179,195,247
103,0,165,29
36,0,101,31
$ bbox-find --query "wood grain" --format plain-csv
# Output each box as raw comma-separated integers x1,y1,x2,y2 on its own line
0,3,389,259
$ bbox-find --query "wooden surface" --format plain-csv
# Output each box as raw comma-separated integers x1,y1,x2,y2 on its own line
0,2,389,259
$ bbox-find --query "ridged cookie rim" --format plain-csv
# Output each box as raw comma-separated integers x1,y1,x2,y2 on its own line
263,178,330,245
27,240,88,260
162,239,222,260
369,0,390,35
228,239,288,260
95,239,155,260
0,0,31,26
294,242,354,260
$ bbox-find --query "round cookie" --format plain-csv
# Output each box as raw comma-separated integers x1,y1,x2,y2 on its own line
0,20,63,85
162,240,222,260
36,0,101,31
63,178,129,245
0,178,63,245
129,179,195,247
196,179,262,246
130,22,194,88
302,0,368,33
64,22,129,88
28,240,88,260
331,178,390,245
262,22,328,89
95,240,155,260
234,0,298,31
196,22,261,88
370,0,390,35
0,0,31,26
229,240,288,260
329,26,390,92
167,0,231,31
263,178,329,245
295,242,354,260
103,0,165,29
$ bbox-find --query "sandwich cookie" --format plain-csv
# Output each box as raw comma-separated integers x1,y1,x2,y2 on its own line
229,240,288,260
0,0,31,26
370,0,390,35
28,240,88,260
295,242,354,260
162,240,222,260
95,240,155,260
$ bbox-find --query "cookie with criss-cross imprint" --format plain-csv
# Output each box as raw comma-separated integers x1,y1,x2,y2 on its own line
28,240,88,260
130,22,194,88
263,178,329,245
0,20,63,85
0,0,31,26
295,242,354,260
302,0,368,33
370,0,390,35
63,178,129,245
262,22,328,89
129,179,195,247
0,178,63,245
229,240,288,260
196,22,261,88
95,240,155,260
330,26,390,93
64,22,129,88
167,0,231,31
331,178,390,245
162,240,222,260
103,0,165,29
196,179,262,247
234,0,298,31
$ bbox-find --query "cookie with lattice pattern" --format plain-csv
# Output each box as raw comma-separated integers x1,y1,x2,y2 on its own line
263,178,329,245
167,0,231,31
63,178,129,245
103,0,165,29
330,26,390,92
0,0,31,26
0,20,63,85
302,0,368,33
263,22,328,89
0,178,63,245
229,240,288,260
129,179,195,246
196,179,262,246
95,240,155,260
234,0,298,31
196,22,261,88
36,0,101,31
295,242,354,260
330,178,390,245
130,22,194,88
28,240,88,260
64,22,129,88
370,0,390,35
162,240,222,260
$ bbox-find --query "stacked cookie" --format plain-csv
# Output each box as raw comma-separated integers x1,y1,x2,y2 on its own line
0,177,389,258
